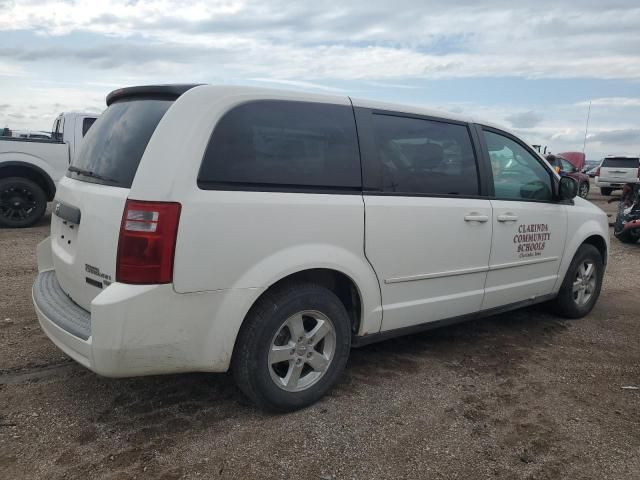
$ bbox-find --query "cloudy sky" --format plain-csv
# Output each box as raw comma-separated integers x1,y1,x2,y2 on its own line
0,0,639,160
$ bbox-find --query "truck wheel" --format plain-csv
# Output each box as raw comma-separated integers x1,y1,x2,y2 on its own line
0,177,47,228
232,282,351,412
578,182,589,198
552,244,603,319
600,187,612,196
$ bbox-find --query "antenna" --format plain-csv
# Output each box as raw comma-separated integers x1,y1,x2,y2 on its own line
582,100,591,155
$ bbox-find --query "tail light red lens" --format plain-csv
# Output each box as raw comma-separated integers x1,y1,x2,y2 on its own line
595,167,600,177
116,200,181,284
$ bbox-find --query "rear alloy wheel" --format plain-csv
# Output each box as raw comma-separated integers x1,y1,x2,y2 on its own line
0,177,47,228
578,182,589,198
268,310,336,392
552,244,603,318
232,283,351,411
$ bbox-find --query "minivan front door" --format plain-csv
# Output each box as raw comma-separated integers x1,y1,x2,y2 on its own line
357,110,493,331
480,128,568,310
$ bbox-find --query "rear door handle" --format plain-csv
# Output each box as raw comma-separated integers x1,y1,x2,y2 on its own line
497,213,518,222
464,213,489,223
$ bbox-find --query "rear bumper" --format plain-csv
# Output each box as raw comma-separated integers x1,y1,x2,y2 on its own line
595,179,622,188
596,178,639,188
33,247,260,377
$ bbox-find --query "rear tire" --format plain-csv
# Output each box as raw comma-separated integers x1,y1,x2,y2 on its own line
552,244,603,319
232,282,351,412
578,182,589,198
600,187,613,196
0,177,47,228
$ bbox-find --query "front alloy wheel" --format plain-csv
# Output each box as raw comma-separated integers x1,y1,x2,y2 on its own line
552,244,603,319
572,260,596,306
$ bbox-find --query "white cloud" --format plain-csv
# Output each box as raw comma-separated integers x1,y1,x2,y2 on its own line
577,97,640,107
0,1,639,80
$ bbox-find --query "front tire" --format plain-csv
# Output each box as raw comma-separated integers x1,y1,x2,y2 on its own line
0,177,47,228
600,187,613,196
232,282,351,412
552,244,603,319
578,182,590,198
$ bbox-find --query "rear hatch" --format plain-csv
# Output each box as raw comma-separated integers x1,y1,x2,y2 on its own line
51,92,179,311
600,157,639,183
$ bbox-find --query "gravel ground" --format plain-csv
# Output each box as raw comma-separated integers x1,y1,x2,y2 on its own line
1,185,639,480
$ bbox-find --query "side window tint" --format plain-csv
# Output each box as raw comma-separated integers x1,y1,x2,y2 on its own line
371,114,479,195
483,130,553,201
199,101,361,190
82,117,96,137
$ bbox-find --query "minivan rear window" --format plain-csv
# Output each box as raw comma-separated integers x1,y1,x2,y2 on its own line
69,99,172,188
601,157,639,168
198,100,361,192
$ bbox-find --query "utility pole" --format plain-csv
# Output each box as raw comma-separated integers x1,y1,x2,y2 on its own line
582,100,592,155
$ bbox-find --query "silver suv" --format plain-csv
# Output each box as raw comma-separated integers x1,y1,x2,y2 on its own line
595,156,640,195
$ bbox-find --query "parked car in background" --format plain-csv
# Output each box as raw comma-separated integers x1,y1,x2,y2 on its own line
0,111,98,227
558,151,586,171
595,156,640,195
15,131,52,140
586,166,599,177
582,160,600,173
546,154,591,198
33,84,609,411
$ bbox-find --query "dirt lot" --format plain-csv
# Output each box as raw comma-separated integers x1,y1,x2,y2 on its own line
1,186,639,480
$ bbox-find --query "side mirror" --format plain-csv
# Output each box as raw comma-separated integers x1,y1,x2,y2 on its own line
558,176,578,200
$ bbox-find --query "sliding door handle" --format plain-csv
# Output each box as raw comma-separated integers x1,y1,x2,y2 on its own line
497,213,518,222
464,213,489,223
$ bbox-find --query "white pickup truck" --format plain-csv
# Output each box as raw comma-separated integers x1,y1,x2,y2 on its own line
0,112,98,227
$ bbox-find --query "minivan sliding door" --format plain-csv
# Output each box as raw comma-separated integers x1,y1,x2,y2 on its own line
355,107,492,331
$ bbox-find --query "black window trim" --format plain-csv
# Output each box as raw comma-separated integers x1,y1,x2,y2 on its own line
197,99,364,194
355,107,489,199
477,125,572,205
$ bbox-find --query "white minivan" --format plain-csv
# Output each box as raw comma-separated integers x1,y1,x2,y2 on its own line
33,85,609,411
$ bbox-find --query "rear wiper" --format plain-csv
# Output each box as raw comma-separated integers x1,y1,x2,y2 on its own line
68,166,121,185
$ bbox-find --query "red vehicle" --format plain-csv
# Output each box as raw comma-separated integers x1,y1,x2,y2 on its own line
558,151,586,171
546,154,591,198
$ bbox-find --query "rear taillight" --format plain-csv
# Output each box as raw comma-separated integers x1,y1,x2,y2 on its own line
116,200,181,284
595,167,600,177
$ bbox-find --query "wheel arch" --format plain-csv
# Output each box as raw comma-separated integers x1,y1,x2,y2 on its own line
250,268,363,333
582,234,608,266
554,220,609,293
0,161,56,200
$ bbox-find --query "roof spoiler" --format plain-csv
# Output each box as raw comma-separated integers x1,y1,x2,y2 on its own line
106,84,204,106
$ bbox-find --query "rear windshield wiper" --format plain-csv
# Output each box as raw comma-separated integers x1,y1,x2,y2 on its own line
68,166,121,186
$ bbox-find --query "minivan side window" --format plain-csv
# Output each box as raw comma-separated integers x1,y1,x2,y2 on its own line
370,114,479,196
483,130,553,201
198,101,361,191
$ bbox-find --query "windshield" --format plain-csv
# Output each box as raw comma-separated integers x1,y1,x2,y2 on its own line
69,99,173,187
601,157,639,168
